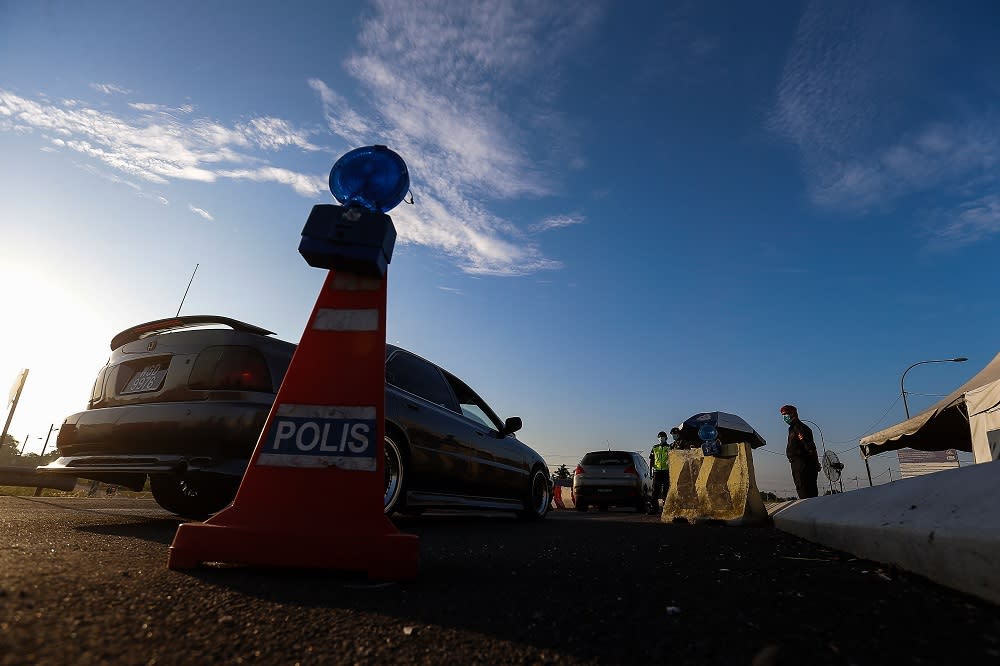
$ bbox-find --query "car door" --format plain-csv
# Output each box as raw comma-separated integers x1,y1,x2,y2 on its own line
441,370,528,500
385,350,474,497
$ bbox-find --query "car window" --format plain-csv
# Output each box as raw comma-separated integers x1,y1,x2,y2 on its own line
442,372,502,432
581,452,632,466
386,352,459,411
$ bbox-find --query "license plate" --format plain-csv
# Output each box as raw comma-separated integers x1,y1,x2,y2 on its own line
122,363,167,394
597,488,613,493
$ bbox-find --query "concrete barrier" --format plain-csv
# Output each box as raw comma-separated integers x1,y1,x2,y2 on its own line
661,443,769,525
773,462,1000,605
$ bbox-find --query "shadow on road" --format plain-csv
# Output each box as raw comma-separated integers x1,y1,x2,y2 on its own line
162,510,1000,665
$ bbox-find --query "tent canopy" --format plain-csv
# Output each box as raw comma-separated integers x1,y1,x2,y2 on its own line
860,352,1000,457
678,411,766,449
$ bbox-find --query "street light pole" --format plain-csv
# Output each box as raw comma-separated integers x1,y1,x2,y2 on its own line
900,357,968,418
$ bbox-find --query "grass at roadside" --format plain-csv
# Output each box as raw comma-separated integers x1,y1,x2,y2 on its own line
0,483,152,499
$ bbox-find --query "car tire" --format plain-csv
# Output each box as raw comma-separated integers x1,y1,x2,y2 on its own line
598,504,609,512
575,503,588,512
517,466,551,521
149,475,239,519
384,434,408,515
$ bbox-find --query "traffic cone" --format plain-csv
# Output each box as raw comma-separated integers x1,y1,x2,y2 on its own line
167,270,419,579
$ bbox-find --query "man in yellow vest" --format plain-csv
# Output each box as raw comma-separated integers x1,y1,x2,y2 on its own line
648,430,672,514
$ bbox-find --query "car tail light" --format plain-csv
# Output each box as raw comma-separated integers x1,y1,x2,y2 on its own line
574,465,584,476
89,365,109,404
189,346,273,392
624,464,638,476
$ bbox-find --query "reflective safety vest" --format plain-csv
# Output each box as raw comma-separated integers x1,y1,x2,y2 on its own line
652,444,670,471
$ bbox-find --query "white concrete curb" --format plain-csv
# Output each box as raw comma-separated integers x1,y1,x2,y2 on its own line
772,462,1000,605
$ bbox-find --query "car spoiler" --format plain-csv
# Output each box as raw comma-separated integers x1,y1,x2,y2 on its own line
110,315,276,350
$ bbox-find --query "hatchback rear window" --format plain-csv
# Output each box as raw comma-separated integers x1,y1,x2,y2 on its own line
581,452,632,466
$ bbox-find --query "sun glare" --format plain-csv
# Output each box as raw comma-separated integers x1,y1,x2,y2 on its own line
0,263,110,454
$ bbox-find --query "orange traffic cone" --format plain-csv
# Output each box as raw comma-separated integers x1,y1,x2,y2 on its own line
167,270,418,579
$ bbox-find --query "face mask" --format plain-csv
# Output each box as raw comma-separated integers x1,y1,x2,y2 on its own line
782,414,793,425
672,435,680,442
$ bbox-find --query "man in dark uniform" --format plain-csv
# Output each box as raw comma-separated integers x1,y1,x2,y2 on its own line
780,404,819,498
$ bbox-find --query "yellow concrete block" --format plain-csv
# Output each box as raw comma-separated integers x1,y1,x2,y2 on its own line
661,443,769,525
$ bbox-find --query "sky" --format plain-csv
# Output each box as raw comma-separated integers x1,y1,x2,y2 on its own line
2,0,999,496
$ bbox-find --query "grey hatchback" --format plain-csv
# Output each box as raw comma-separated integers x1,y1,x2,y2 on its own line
572,450,653,513
38,315,551,521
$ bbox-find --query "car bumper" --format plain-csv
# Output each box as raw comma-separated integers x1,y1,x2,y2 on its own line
37,401,268,488
53,401,270,457
572,482,645,505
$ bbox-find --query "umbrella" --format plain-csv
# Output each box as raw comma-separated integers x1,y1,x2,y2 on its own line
677,411,766,449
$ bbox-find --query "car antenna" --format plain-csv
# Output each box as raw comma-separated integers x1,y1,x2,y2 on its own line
175,263,199,317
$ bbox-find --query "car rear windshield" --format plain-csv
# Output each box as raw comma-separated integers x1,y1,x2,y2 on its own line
581,452,632,466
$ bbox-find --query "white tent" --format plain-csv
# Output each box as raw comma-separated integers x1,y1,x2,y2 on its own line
860,352,1000,463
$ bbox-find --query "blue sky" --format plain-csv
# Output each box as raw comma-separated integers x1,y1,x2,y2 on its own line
2,0,998,495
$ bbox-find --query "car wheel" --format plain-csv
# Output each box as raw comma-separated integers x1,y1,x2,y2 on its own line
517,466,551,521
149,475,238,519
575,503,588,512
598,504,609,512
384,434,407,515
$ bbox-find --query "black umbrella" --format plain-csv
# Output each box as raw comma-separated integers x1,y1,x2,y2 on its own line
677,411,766,449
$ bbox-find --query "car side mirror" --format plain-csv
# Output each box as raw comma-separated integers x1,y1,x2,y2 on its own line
501,416,522,436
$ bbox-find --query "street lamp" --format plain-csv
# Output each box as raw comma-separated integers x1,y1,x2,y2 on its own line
900,357,968,418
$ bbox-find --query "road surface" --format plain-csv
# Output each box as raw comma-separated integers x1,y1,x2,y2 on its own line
0,495,998,665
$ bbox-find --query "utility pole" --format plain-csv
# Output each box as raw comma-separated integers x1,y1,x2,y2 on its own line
18,432,29,456
39,424,57,457
33,424,59,497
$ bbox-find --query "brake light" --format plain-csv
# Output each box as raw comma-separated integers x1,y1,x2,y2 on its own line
189,346,273,392
574,465,584,476
624,464,638,476
90,365,109,403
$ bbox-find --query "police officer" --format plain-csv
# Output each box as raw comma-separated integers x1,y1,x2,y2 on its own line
780,405,820,498
649,430,672,513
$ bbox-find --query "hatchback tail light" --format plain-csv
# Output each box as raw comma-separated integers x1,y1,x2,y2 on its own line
624,464,638,476
574,465,584,476
189,346,273,392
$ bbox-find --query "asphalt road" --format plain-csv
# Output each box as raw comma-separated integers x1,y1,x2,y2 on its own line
1,495,998,665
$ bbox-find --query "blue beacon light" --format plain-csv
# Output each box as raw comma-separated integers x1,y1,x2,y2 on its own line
329,145,410,213
299,145,409,277
698,424,721,457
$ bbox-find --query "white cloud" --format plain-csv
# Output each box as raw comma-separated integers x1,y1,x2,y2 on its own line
932,195,1000,247
0,89,323,195
771,0,1000,249
237,117,321,152
309,0,600,275
188,204,214,221
531,214,585,233
437,286,463,295
3,1,599,277
90,83,131,96
217,167,326,197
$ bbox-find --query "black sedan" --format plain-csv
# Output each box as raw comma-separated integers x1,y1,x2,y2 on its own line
39,315,551,520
